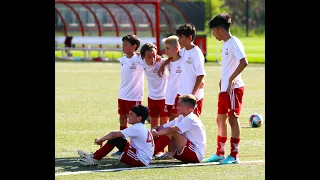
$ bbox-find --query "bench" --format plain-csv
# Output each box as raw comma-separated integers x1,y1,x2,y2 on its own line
55,36,156,60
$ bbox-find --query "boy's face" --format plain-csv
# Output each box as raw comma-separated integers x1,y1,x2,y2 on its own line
122,40,136,54
211,27,222,41
177,100,188,115
177,35,191,48
127,110,141,125
164,43,178,58
143,48,157,65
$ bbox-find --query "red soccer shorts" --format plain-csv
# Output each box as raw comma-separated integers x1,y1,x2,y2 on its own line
173,139,200,163
217,87,244,117
119,142,146,167
118,99,141,115
148,97,167,117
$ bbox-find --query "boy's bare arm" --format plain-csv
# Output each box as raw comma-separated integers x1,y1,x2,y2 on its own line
152,126,179,137
226,58,248,92
157,57,172,77
94,131,124,145
192,75,205,96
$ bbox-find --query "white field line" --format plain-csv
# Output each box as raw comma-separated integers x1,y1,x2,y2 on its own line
55,160,264,176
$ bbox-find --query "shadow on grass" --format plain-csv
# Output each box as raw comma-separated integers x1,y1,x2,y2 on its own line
55,156,185,173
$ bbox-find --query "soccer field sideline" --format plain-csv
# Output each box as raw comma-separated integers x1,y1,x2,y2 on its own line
55,160,265,176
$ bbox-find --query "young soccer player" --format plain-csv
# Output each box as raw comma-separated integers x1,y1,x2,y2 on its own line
151,94,206,163
139,42,169,157
113,34,144,156
77,104,154,167
158,23,206,117
162,35,182,122
202,13,248,164
139,43,169,129
154,35,182,160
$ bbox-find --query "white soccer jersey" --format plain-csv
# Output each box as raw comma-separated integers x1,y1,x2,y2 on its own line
163,112,206,161
178,46,206,100
140,58,169,100
118,54,145,101
220,36,248,92
120,123,154,166
165,58,182,105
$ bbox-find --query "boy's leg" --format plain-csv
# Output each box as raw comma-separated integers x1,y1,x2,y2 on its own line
202,92,229,162
94,137,127,160
118,99,128,130
220,87,244,164
153,135,171,156
170,132,200,163
193,98,203,117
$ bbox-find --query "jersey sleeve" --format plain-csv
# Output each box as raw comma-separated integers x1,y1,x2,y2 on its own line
120,125,139,138
163,117,179,128
192,48,206,76
176,117,193,134
232,41,246,62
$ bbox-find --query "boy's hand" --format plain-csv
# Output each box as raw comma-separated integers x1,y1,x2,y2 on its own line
151,129,159,138
199,81,205,89
156,55,162,62
94,138,103,147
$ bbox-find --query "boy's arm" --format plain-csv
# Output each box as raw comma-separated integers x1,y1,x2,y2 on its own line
157,57,172,77
95,131,124,145
152,126,180,137
192,75,205,96
226,58,248,92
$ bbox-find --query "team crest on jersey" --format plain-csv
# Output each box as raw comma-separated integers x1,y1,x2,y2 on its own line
186,57,192,64
130,63,137,69
225,48,229,55
164,108,168,112
176,66,182,73
152,67,159,74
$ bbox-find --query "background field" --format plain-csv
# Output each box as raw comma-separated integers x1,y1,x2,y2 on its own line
55,61,265,179
55,36,265,63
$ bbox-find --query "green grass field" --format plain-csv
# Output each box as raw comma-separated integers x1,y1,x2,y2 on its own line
55,61,265,179
55,36,265,63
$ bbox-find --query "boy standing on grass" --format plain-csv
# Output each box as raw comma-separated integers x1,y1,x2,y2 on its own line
154,35,182,160
202,13,248,164
77,104,154,167
112,34,144,156
139,42,169,157
158,23,206,117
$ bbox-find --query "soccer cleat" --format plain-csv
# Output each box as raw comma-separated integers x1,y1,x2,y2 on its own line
201,153,225,162
77,157,99,166
219,155,239,164
111,150,122,156
155,151,173,160
77,150,94,159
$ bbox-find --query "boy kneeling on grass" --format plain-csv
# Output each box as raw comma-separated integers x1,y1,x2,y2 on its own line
77,104,154,167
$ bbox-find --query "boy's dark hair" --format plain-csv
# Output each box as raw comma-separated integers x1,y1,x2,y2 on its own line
131,105,150,124
208,13,231,32
176,23,196,41
179,94,197,109
140,43,157,58
122,35,140,51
